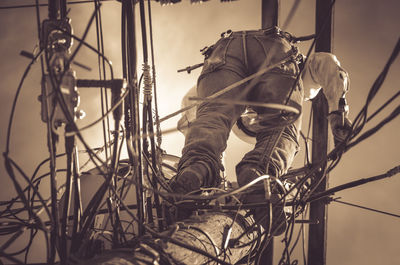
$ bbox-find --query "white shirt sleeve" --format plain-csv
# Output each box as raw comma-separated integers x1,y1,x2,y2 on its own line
177,86,197,136
301,52,350,112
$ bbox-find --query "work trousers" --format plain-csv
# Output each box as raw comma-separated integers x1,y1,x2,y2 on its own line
178,27,304,187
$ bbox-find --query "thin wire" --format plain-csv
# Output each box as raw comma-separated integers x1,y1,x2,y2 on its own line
301,207,308,265
159,53,296,123
366,90,400,123
304,104,314,166
281,0,301,30
347,104,400,150
189,96,300,115
65,88,129,136
94,0,111,161
64,31,114,79
0,0,114,10
4,51,42,155
43,6,109,171
95,182,233,265
1,154,66,217
332,199,400,219
3,156,51,222
0,249,25,265
348,37,400,147
1,157,51,259
147,0,162,148
40,7,111,259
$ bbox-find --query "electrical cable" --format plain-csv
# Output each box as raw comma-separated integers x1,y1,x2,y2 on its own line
138,0,164,230
123,0,147,236
346,104,400,150
2,229,38,260
72,86,124,251
3,1,125,263
289,205,307,256
2,156,51,225
159,51,298,123
141,152,173,194
0,0,115,10
229,174,314,252
65,88,129,136
43,7,109,173
97,182,234,265
4,51,42,155
41,64,59,264
3,1,399,263
0,159,50,263
278,204,297,265
318,37,400,177
307,165,400,203
332,199,400,219
303,104,313,166
147,0,162,149
189,96,301,115
178,229,216,260
0,155,66,218
38,4,111,261
366,90,400,123
94,0,112,162
301,208,308,265
0,249,25,265
348,37,400,144
281,0,301,30
0,10,46,231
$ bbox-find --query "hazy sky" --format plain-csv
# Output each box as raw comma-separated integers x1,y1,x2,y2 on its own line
0,0,399,264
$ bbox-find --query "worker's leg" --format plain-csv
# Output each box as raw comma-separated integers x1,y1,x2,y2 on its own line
171,36,248,193
235,32,303,235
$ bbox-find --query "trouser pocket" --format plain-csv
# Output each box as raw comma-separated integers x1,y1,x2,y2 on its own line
198,38,232,81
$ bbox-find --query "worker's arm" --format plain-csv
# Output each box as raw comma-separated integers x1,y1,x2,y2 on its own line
301,52,350,112
302,52,352,145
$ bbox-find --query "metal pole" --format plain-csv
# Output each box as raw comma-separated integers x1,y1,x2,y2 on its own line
260,1,279,264
123,0,146,236
262,0,279,29
307,0,333,264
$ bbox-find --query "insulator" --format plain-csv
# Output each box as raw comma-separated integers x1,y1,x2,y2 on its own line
142,63,152,97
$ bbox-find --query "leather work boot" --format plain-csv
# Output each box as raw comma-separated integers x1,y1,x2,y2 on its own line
237,167,287,236
165,163,210,225
169,163,210,194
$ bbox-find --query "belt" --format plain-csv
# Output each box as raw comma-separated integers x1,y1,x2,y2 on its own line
223,27,294,43
230,26,280,37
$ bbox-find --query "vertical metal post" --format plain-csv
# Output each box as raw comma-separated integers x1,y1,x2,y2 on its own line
262,0,279,29
123,0,146,236
307,0,333,264
260,1,279,264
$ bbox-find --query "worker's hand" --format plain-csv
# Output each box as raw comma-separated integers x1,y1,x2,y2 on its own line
328,112,352,147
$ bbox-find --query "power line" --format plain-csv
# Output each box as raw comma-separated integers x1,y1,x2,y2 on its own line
0,0,114,10
332,199,400,219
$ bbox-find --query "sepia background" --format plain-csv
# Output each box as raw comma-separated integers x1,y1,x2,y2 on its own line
0,0,399,264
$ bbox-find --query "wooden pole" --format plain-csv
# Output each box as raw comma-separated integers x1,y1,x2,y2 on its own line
82,212,255,265
163,213,254,264
307,0,333,264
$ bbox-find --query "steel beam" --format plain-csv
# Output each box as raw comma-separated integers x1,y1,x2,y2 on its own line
260,1,279,264
307,0,334,264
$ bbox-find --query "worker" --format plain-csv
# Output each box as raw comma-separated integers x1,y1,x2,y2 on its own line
170,27,352,235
